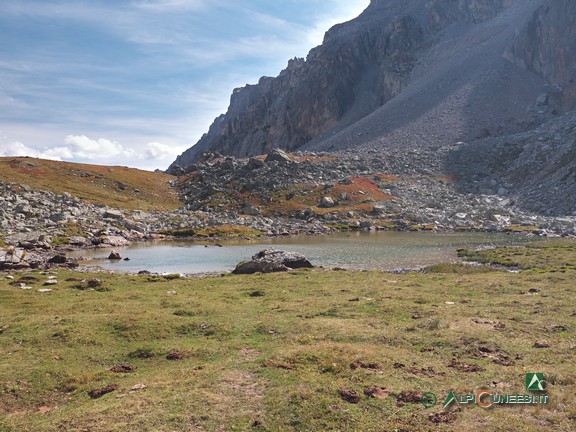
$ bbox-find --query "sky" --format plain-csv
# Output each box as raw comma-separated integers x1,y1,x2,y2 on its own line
0,0,370,171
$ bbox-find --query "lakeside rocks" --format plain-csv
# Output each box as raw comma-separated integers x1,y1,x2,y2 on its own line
232,249,313,274
174,150,576,236
2,142,576,273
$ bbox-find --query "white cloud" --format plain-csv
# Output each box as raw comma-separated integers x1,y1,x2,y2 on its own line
63,135,136,160
0,132,189,170
0,141,67,161
145,141,186,161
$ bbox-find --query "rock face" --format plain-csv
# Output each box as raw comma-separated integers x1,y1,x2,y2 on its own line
232,249,313,274
504,0,576,114
169,0,575,171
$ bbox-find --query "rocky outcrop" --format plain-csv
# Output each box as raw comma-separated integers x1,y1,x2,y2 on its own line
232,249,313,274
504,0,576,114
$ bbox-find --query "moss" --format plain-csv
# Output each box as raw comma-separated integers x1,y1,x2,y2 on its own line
160,225,263,238
51,236,70,246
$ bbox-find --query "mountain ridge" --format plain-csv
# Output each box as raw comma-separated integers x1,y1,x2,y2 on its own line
170,0,574,171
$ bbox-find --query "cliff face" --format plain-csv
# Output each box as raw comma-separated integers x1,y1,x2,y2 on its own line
169,0,574,171
505,0,576,114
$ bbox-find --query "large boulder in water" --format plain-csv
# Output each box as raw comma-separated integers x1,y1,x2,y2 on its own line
232,249,313,274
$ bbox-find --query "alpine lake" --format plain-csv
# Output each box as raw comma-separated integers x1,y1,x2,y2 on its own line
69,231,537,274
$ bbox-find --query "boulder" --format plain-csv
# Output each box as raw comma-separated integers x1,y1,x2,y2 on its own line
48,254,68,264
232,260,290,274
99,236,130,247
108,250,122,260
320,197,335,208
265,149,296,164
103,210,124,220
232,249,313,274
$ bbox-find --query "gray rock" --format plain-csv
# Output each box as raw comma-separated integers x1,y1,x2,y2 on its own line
103,209,124,219
108,250,122,260
265,149,296,164
320,197,335,208
232,260,290,274
232,249,313,274
99,236,130,247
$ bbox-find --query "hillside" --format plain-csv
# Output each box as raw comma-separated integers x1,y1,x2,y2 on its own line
0,157,180,212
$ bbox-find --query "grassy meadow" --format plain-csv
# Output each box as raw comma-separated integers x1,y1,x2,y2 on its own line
1,240,575,431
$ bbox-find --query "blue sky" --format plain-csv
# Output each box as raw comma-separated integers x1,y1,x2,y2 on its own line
0,0,369,170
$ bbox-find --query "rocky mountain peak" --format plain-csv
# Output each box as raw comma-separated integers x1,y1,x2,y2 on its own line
169,0,575,181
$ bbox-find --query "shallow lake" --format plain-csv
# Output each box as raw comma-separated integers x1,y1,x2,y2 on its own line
69,231,535,274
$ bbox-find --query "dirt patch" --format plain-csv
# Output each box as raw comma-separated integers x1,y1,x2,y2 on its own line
88,384,119,399
364,386,389,399
350,360,382,371
429,411,458,424
339,388,360,404
533,342,551,348
110,364,136,373
472,319,506,329
166,351,185,360
448,360,483,373
406,366,443,377
396,390,423,404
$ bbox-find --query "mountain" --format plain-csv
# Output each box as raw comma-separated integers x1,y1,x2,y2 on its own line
169,0,575,173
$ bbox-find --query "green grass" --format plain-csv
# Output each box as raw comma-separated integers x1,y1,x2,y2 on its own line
160,225,263,238
1,243,575,431
459,239,576,270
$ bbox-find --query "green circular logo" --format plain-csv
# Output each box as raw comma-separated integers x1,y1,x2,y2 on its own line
421,392,438,409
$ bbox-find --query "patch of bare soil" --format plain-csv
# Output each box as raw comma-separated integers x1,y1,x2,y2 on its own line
87,384,118,399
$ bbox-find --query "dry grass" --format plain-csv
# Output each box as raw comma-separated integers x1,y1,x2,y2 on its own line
0,157,180,211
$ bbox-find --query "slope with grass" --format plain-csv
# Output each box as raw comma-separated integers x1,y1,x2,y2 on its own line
1,241,575,431
0,157,180,211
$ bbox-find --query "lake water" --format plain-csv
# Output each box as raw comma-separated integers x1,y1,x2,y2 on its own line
69,231,534,274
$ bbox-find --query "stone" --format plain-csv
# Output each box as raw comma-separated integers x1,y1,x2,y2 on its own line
232,260,290,274
320,197,335,208
108,251,122,260
265,149,295,164
48,254,67,264
232,249,313,274
99,236,130,247
103,209,124,219
49,213,69,222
